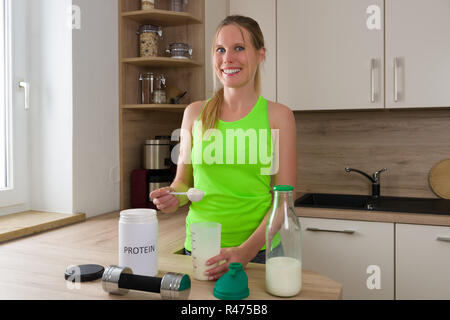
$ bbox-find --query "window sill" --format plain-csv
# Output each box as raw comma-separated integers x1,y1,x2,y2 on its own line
0,211,86,243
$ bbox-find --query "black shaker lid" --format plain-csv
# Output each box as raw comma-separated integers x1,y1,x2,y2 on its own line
64,264,105,282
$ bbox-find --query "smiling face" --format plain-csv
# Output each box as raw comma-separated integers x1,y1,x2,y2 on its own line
213,24,265,90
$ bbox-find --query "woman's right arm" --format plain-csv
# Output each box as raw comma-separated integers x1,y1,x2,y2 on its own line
149,101,203,213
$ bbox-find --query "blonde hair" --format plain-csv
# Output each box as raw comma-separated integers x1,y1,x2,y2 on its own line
201,15,265,132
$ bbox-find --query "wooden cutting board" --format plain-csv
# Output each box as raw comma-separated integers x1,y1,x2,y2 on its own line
429,159,450,199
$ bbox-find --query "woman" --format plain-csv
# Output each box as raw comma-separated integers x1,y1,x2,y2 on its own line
150,15,297,280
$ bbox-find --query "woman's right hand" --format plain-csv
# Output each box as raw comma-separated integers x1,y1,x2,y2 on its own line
150,187,180,214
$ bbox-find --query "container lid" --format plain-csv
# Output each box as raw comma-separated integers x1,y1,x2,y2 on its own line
139,72,154,80
120,209,157,223
168,42,191,50
64,264,105,282
139,24,162,36
273,185,294,192
213,263,249,300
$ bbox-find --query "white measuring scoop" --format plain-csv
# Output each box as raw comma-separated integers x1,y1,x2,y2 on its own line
170,188,204,202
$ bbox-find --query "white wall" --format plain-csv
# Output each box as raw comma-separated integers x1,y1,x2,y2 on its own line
72,0,120,218
27,0,119,218
30,0,73,214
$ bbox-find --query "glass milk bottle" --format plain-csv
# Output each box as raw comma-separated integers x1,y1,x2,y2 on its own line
265,185,302,297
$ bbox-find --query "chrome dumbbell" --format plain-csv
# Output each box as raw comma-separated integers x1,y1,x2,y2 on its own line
102,265,191,300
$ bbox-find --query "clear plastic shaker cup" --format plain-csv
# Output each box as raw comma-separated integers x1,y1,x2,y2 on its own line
190,222,221,281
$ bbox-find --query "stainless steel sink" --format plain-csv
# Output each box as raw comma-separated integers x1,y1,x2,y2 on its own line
295,193,450,215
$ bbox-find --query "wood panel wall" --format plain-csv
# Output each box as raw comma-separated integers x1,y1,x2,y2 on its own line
295,108,450,198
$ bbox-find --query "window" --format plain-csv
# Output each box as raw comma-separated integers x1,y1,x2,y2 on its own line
0,0,8,189
0,0,28,214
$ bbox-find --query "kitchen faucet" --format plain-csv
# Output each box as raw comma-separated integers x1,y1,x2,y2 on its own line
345,167,387,198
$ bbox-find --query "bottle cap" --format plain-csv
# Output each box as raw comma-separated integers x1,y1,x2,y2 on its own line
273,185,294,192
213,263,249,300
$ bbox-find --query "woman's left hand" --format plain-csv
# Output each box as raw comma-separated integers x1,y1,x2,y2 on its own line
205,247,252,281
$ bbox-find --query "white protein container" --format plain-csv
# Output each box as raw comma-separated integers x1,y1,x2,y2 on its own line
119,209,158,277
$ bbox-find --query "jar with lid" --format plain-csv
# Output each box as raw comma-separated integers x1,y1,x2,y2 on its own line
171,0,188,12
265,185,302,297
119,209,158,277
153,74,167,104
138,25,162,57
166,43,193,59
141,0,155,10
139,72,155,104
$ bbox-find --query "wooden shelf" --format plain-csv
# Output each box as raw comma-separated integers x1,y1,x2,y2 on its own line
119,0,205,210
121,56,202,68
122,9,202,26
121,104,187,110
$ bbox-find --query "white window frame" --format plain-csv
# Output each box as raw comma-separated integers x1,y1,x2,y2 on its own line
0,0,7,189
0,0,30,215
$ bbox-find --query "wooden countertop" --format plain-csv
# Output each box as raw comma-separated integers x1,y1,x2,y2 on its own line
0,207,342,300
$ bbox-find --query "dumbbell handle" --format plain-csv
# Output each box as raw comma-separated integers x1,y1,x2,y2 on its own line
119,272,161,293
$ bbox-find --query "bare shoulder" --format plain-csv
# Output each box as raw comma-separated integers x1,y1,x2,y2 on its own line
185,100,206,118
267,100,295,129
182,100,207,129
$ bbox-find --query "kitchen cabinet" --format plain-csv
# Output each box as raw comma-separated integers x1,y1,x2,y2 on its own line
277,0,384,110
385,0,450,108
299,217,394,299
396,223,450,299
277,0,450,110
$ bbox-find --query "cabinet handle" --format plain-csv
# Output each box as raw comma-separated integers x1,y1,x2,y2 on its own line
436,236,450,242
394,57,399,102
306,227,355,234
370,59,376,103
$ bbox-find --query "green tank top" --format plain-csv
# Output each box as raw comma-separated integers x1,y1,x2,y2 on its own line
184,96,274,251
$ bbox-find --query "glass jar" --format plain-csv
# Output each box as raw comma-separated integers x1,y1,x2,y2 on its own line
265,185,302,297
166,43,193,59
141,0,155,10
139,72,155,104
171,0,188,12
138,25,162,57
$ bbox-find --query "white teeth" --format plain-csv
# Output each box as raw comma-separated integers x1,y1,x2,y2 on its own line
223,69,241,74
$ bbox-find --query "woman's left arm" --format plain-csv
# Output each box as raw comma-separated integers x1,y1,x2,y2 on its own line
205,104,298,280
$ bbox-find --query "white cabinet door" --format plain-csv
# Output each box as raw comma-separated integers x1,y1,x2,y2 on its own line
385,0,450,108
300,217,394,299
229,0,277,102
205,0,228,98
277,0,384,110
396,224,450,299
